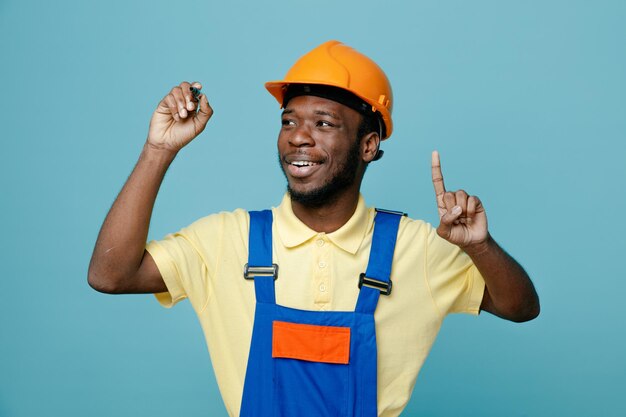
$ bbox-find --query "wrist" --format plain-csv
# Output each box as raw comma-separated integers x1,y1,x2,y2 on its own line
462,234,494,258
142,141,178,164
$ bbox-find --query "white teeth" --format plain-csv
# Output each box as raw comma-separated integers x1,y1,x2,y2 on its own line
292,161,317,167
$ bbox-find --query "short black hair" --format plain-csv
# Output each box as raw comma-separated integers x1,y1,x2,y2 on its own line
357,111,382,141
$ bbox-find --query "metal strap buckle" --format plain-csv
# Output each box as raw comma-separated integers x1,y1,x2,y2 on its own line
243,263,279,280
358,273,392,295
374,208,407,217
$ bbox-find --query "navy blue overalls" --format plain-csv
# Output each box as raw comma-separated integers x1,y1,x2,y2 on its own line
240,209,403,417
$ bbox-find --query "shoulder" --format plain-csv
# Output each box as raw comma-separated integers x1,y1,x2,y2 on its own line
395,213,460,260
397,215,459,254
180,208,250,243
370,210,434,255
397,214,433,239
192,208,249,226
365,205,435,242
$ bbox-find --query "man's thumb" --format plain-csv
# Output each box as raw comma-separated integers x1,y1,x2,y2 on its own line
437,206,461,239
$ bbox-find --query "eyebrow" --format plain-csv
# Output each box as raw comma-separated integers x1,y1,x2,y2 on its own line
281,108,341,120
314,110,340,120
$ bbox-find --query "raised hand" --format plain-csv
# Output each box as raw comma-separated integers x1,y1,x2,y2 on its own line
147,81,213,153
431,151,488,248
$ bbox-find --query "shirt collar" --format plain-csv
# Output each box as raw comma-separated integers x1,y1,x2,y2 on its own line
274,193,373,255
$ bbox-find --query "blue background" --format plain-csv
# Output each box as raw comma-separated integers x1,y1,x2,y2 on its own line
1,0,624,416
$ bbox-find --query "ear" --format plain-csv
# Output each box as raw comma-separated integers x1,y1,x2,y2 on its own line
361,131,381,163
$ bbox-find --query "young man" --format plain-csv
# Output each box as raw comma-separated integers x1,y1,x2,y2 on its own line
88,41,539,417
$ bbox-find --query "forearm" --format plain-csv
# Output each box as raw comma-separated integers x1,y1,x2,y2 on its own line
464,235,540,322
88,143,177,292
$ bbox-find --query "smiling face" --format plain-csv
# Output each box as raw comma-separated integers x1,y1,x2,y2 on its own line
277,95,369,208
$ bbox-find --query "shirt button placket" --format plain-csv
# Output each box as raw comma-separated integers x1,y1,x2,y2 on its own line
314,234,331,305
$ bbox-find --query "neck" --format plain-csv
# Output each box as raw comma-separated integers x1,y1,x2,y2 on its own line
290,187,361,233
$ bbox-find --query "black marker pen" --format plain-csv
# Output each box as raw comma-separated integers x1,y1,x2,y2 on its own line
190,86,202,100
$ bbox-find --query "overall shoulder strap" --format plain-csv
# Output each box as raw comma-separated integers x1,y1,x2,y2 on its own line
246,210,276,304
355,209,404,314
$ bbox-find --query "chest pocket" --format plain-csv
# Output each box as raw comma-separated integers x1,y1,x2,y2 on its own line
272,319,352,416
272,321,351,364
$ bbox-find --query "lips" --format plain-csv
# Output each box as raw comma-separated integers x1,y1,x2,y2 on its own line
284,155,324,178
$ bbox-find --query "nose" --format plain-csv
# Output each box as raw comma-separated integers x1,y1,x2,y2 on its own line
288,124,315,147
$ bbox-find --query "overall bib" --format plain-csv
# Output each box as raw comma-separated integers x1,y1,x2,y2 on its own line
240,209,403,417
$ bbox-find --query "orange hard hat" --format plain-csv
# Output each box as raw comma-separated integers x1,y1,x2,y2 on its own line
265,40,394,139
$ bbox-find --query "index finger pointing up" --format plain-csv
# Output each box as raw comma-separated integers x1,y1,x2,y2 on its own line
431,150,446,197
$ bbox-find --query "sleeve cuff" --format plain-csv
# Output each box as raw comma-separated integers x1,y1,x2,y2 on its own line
146,240,187,308
466,265,486,316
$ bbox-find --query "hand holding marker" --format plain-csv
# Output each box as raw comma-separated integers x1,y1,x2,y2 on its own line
146,82,213,153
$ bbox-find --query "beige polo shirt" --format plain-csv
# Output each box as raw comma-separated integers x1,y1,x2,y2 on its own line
146,194,484,417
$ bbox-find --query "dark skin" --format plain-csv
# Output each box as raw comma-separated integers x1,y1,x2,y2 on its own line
278,95,380,233
88,81,539,322
88,81,210,295
430,151,539,321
